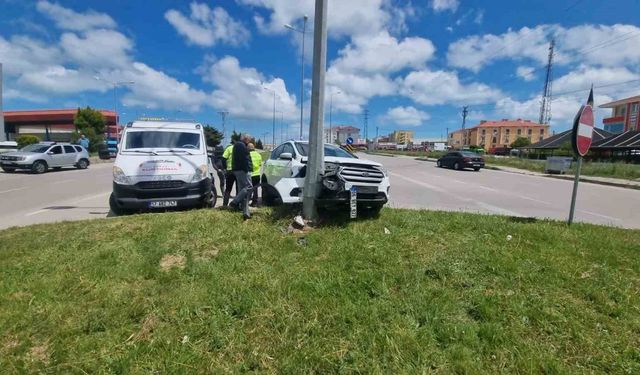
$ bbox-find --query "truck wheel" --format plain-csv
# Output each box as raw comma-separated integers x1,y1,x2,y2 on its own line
205,187,218,208
109,193,130,216
31,160,48,174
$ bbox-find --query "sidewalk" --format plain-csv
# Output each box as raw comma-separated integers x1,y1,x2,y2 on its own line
414,157,640,190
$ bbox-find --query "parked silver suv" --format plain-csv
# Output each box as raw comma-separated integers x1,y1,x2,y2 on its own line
0,142,90,174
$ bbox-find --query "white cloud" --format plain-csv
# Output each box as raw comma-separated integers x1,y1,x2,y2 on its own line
36,1,116,31
165,2,250,47
554,66,640,94
60,29,133,68
446,26,453,33
202,56,298,119
17,65,100,94
0,35,62,76
399,70,504,106
430,0,459,13
516,66,536,81
331,31,435,75
447,24,640,72
326,69,397,113
238,0,399,39
385,106,430,126
474,10,484,25
119,63,208,112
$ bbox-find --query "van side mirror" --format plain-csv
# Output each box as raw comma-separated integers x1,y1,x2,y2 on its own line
279,152,293,160
47,151,54,155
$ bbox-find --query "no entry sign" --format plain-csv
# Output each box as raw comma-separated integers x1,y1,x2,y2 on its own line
572,89,595,157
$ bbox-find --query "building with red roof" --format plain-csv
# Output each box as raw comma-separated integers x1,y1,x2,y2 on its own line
448,119,550,151
2,109,118,142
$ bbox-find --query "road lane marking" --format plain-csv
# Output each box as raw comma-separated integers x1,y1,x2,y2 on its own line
578,210,621,221
0,187,27,194
388,172,449,194
52,179,76,185
25,209,49,216
72,191,111,204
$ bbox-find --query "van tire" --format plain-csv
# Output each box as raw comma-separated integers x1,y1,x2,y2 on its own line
109,193,131,216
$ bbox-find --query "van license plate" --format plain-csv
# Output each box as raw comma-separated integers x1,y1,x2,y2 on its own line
149,201,177,208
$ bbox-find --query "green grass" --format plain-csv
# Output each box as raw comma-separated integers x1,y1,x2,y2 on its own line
484,157,640,180
1,209,639,374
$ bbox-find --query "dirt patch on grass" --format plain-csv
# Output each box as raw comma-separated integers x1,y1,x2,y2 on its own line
159,254,186,272
135,315,158,341
1,335,19,354
194,248,219,261
28,343,50,364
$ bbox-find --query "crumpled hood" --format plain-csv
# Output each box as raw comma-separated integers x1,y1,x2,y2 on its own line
325,156,382,168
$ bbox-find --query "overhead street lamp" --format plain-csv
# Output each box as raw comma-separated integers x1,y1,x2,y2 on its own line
94,76,134,140
329,90,341,143
262,86,278,148
285,14,309,140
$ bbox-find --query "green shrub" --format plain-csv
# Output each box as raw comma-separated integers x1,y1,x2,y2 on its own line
16,135,41,149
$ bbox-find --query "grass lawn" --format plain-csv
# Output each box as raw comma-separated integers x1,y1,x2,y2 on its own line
484,157,640,180
1,209,639,373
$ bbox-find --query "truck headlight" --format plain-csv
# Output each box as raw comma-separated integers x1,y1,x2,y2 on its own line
113,166,131,185
18,156,26,161
191,164,209,182
324,162,339,175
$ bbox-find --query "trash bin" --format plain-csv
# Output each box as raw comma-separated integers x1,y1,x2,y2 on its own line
545,157,573,174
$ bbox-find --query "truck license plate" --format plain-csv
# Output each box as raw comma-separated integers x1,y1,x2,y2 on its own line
149,201,177,208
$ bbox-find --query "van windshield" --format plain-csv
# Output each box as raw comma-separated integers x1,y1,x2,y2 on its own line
20,144,51,153
124,131,201,151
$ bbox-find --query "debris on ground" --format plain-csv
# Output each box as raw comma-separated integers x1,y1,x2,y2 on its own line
384,227,391,234
297,237,307,246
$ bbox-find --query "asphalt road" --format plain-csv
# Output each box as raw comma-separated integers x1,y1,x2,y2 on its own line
364,153,640,229
1,155,639,230
0,163,113,230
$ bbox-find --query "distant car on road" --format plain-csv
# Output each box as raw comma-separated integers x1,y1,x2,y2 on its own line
437,151,485,171
0,142,90,174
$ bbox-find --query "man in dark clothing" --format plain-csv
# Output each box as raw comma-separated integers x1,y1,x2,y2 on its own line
211,145,226,194
228,134,253,219
222,142,236,206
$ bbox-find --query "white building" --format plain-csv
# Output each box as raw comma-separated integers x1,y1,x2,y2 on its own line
323,125,360,144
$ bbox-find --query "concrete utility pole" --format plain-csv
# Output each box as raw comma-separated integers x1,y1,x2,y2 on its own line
302,0,328,221
0,63,5,141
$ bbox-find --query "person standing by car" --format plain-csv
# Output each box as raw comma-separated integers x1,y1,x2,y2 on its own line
248,143,262,207
211,145,226,194
222,141,236,206
228,134,252,220
78,134,90,151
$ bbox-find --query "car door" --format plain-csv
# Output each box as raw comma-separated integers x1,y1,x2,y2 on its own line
63,145,77,166
47,145,65,167
442,152,454,167
267,143,295,186
264,145,284,185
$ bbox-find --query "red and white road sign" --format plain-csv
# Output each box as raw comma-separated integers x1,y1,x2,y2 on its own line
572,88,595,157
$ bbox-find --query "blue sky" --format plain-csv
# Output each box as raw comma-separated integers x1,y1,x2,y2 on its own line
1,0,639,142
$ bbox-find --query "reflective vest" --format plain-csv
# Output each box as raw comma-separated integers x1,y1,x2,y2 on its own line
223,144,234,171
249,150,262,177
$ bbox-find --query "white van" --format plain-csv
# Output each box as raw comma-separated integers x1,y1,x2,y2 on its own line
109,120,215,215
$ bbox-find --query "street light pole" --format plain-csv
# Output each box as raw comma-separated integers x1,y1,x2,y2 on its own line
94,76,134,141
262,86,277,148
285,15,308,140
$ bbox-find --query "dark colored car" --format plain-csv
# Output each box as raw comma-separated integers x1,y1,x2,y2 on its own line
436,151,485,171
98,143,111,159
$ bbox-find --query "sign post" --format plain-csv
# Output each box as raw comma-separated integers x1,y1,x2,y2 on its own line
568,88,594,225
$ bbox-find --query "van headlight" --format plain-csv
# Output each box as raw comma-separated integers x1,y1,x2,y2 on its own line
113,166,131,185
191,164,209,182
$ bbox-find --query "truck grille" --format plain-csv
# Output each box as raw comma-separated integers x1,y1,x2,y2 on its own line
137,180,186,189
339,164,384,184
1,155,20,161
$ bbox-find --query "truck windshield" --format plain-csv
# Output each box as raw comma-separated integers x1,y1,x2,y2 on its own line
295,143,356,158
124,131,201,151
